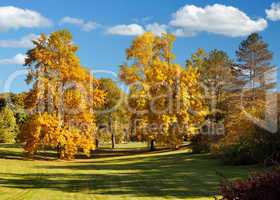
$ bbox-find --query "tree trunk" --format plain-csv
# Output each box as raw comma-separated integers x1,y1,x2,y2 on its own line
149,140,155,151
56,143,62,158
109,114,116,149
111,133,116,149
124,128,129,143
95,139,99,149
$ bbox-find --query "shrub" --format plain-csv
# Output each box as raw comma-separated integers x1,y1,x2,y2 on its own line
265,151,280,166
190,134,210,153
190,134,222,154
213,127,280,165
218,167,280,200
217,139,257,165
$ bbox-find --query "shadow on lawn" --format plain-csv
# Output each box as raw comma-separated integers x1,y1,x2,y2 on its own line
0,149,257,199
0,143,167,160
0,144,57,161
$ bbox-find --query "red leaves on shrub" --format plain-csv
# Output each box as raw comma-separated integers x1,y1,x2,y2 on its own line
219,167,280,200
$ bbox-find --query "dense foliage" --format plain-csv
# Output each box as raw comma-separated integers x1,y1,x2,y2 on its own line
0,93,26,143
96,78,129,148
219,167,280,200
190,134,222,154
19,30,106,159
0,107,18,143
120,32,207,150
204,33,278,166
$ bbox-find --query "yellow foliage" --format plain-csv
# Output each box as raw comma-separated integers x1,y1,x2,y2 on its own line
120,32,207,149
21,30,105,159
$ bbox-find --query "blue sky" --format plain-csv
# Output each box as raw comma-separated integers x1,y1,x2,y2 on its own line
0,0,279,93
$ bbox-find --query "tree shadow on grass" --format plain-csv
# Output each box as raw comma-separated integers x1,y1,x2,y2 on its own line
0,144,58,161
0,150,259,199
0,143,170,161
0,149,24,160
0,172,215,198
82,148,150,159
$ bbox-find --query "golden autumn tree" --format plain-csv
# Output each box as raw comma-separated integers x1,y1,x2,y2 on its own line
119,32,207,150
20,30,105,159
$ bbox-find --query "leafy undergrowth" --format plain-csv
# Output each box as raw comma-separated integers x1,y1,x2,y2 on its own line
0,143,260,200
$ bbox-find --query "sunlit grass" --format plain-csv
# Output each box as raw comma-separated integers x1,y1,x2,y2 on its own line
0,143,260,200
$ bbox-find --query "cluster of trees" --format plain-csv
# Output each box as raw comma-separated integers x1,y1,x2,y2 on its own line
188,33,279,165
0,29,278,162
0,30,131,159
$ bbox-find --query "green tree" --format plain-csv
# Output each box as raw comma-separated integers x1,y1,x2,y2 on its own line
236,33,275,99
8,93,27,126
0,93,27,142
212,34,278,164
96,78,128,148
187,49,239,131
0,107,18,143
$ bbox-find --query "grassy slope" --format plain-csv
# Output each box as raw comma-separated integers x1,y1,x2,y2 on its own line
0,143,260,200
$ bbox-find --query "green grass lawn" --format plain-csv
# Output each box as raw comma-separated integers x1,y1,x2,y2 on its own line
0,143,260,200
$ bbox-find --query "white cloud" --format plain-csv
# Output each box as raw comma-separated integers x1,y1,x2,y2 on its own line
60,17,83,26
172,28,196,37
0,6,51,32
0,33,39,48
60,16,98,32
170,4,267,37
145,23,167,36
0,53,26,65
81,21,98,32
107,23,169,36
106,24,145,36
266,2,280,21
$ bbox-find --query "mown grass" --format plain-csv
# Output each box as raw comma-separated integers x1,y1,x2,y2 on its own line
0,143,261,200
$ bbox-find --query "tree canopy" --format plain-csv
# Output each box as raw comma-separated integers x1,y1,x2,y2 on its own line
20,30,106,159
120,32,207,149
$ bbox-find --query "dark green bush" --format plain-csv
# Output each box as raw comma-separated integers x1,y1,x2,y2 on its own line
219,140,257,165
190,134,210,153
217,128,280,165
190,134,222,154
